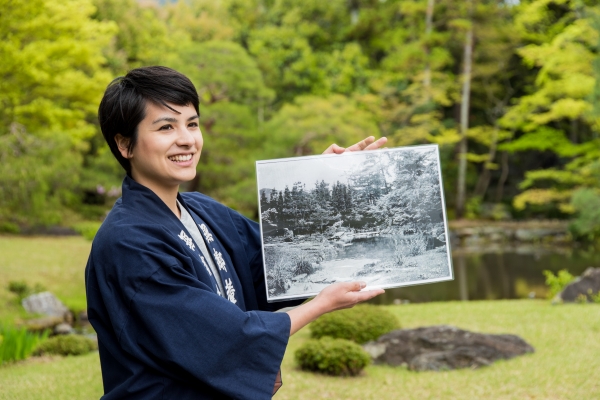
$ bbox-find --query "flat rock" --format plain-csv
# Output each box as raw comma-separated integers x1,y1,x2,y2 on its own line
559,267,600,302
363,325,534,371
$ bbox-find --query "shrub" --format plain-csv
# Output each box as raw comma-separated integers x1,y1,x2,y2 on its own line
310,305,399,344
0,325,49,364
295,337,370,376
391,234,427,262
34,334,97,356
293,255,315,275
543,269,575,299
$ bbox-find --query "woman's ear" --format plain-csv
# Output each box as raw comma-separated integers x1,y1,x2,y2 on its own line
115,134,132,159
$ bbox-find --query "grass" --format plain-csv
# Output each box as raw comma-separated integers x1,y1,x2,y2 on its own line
0,236,599,399
0,235,91,323
0,353,102,400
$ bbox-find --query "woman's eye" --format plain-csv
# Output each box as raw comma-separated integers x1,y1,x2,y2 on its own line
159,124,173,131
188,122,198,128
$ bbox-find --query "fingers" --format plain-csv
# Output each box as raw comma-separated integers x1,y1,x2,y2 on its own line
356,288,385,303
323,136,388,155
363,136,388,150
322,143,346,154
345,136,375,152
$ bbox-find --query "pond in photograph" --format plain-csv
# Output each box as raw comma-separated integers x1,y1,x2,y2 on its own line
267,235,451,301
367,244,600,304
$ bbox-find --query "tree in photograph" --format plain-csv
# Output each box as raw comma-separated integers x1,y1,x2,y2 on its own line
260,190,269,210
371,150,441,233
331,182,351,215
349,154,388,213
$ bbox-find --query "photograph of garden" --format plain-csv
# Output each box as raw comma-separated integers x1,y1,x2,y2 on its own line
257,145,452,301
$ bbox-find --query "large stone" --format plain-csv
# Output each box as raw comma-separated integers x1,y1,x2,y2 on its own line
559,267,600,302
363,325,534,371
22,291,68,317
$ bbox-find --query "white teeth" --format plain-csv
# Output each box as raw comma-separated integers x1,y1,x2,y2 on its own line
169,154,192,162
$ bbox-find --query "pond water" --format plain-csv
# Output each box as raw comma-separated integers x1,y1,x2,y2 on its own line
333,237,600,304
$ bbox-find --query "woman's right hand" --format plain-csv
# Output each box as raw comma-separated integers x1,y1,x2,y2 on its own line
313,281,384,313
286,282,384,336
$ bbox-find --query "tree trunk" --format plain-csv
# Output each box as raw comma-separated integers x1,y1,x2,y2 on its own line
456,1,474,219
570,117,578,143
474,124,499,199
495,151,509,202
423,0,435,102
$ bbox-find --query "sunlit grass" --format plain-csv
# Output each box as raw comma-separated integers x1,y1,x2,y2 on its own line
0,353,102,400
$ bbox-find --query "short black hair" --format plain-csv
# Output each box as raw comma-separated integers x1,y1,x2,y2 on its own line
98,66,200,174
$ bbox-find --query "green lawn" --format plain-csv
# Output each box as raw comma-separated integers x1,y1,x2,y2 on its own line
0,235,91,322
1,236,598,399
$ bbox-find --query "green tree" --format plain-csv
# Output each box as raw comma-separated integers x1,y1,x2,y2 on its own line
0,0,115,226
500,0,600,215
264,94,379,158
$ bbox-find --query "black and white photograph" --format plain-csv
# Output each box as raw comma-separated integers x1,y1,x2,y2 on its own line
257,144,453,302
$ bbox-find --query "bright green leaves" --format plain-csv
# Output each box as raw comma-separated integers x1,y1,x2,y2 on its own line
264,95,379,158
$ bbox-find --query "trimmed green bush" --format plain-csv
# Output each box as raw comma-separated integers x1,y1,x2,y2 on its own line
295,337,370,376
310,305,399,344
0,325,49,364
34,334,97,356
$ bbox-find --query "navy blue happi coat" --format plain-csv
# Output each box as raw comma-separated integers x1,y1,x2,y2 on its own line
85,176,302,399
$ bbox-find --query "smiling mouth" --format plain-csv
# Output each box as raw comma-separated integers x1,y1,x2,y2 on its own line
168,154,193,162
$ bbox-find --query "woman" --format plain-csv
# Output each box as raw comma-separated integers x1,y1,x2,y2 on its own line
85,66,386,399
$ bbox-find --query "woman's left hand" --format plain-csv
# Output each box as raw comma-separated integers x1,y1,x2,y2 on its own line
322,136,387,154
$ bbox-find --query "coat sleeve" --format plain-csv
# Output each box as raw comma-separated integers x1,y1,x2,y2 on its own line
118,256,291,399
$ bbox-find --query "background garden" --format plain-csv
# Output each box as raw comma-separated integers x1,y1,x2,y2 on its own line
1,0,600,398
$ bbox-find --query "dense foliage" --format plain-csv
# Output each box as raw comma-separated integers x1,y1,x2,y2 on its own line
295,337,371,376
2,0,600,235
309,304,399,344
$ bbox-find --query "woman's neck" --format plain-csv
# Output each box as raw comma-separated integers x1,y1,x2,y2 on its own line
131,174,181,218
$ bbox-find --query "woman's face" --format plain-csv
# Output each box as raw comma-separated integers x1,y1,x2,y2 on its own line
117,102,202,193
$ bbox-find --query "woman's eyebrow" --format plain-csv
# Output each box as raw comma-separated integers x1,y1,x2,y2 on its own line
152,116,178,124
152,115,199,124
